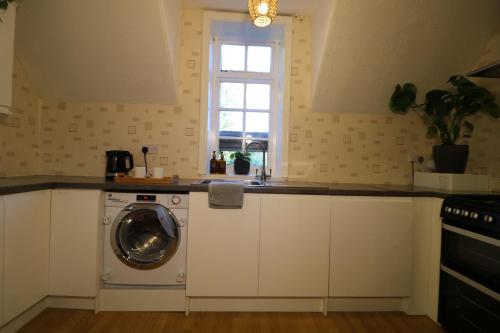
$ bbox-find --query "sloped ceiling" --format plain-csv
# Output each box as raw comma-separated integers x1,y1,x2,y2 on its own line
15,0,180,104
312,0,500,113
14,0,500,110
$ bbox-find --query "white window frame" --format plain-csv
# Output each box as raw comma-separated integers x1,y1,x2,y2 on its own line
198,11,292,178
211,39,278,173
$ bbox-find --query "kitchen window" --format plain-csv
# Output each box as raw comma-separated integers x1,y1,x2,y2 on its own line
199,11,292,177
214,41,276,170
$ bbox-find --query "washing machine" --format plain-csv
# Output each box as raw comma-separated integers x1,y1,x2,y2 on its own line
103,192,188,286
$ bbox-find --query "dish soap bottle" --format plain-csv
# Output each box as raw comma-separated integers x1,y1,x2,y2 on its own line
210,151,218,174
218,151,226,174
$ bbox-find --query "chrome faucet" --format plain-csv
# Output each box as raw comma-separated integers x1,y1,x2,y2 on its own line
245,141,271,183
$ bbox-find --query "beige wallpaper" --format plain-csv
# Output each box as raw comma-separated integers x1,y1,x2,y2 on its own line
0,59,41,177
3,9,500,186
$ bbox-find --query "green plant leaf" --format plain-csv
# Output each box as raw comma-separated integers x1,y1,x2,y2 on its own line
425,90,453,117
389,83,416,113
453,125,461,143
482,101,500,118
389,74,498,145
448,75,478,94
426,126,438,138
230,151,251,162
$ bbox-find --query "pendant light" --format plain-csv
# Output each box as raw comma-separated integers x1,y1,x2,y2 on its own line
248,0,278,27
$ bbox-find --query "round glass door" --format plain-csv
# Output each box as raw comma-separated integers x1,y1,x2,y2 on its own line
111,203,179,270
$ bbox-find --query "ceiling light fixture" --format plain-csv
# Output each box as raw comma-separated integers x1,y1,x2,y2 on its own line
248,0,278,28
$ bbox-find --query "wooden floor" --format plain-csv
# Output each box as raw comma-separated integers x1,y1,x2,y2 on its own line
18,308,444,333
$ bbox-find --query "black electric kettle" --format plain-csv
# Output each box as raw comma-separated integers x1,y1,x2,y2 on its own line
105,151,134,179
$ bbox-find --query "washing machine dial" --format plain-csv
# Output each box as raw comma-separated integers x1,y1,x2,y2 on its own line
103,216,112,225
171,195,182,206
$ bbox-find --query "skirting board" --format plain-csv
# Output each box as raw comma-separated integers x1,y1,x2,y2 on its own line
188,298,325,312
47,296,96,310
327,297,410,313
0,298,48,333
98,288,186,311
0,296,95,333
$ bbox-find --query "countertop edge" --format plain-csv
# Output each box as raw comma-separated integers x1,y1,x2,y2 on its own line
0,177,493,198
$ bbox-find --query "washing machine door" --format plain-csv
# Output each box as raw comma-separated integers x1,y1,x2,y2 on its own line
111,203,180,270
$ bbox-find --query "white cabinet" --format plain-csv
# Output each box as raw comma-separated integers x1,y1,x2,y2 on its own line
330,196,413,297
3,190,51,323
49,190,102,297
259,195,330,297
187,192,261,296
0,3,16,114
409,197,443,321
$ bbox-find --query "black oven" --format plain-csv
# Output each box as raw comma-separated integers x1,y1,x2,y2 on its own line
439,196,500,333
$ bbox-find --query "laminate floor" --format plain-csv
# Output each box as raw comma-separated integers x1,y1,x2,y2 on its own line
19,308,445,333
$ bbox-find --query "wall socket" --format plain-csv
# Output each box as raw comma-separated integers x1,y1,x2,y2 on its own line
143,144,159,154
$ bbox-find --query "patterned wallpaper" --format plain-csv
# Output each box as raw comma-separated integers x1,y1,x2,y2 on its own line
2,10,500,186
0,59,41,177
37,9,203,178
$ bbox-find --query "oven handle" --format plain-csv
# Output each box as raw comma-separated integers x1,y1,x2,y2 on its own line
442,223,500,247
441,265,500,302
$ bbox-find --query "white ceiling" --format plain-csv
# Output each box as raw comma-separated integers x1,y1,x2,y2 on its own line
183,0,324,15
15,0,180,104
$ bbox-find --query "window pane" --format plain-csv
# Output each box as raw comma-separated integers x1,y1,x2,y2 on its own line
219,111,243,137
219,138,243,151
220,82,244,109
247,46,272,72
245,112,269,138
246,84,270,110
221,44,245,71
245,140,269,167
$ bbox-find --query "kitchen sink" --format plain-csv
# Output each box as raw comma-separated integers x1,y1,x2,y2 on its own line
197,179,271,187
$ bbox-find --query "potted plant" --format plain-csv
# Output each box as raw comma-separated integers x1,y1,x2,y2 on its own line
389,75,499,173
0,0,15,23
230,151,251,175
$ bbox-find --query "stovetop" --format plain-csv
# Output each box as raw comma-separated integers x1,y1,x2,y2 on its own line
441,196,500,240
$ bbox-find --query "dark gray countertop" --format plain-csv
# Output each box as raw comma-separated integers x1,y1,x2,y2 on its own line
0,175,498,198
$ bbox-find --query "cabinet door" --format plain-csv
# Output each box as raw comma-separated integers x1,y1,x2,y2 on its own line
3,190,51,322
330,196,413,297
410,197,443,321
49,190,102,297
0,4,16,113
187,192,260,296
259,195,331,297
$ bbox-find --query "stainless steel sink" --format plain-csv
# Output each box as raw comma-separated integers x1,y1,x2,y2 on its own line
197,179,271,187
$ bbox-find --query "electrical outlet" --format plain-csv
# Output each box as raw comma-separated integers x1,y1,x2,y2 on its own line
143,144,159,154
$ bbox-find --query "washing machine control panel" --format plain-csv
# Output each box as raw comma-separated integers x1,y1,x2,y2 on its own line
136,194,156,202
105,192,188,209
171,195,182,206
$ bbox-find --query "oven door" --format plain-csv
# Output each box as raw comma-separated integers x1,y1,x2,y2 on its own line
439,223,500,333
441,223,500,293
439,268,500,333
